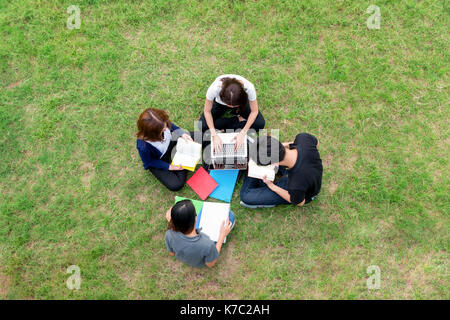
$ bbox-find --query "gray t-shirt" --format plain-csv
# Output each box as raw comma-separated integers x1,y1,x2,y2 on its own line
165,229,219,268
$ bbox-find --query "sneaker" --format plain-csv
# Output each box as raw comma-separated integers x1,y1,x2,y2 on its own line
239,201,275,209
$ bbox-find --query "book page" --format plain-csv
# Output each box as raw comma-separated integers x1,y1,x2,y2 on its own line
172,153,198,168
248,159,276,181
176,138,202,158
172,138,201,167
199,202,230,243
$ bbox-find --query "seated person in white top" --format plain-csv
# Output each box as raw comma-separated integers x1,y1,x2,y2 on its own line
199,74,265,152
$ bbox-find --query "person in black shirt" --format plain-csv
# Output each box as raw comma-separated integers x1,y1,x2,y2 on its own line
240,133,322,208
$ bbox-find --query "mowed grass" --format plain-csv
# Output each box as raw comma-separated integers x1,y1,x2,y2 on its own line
0,0,448,299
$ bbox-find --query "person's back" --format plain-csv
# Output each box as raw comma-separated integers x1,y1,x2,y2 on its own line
165,230,218,268
164,200,234,268
288,133,323,202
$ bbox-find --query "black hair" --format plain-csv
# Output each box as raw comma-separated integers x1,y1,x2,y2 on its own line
252,135,286,165
168,200,196,234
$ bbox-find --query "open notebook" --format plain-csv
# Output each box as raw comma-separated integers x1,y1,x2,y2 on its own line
171,138,202,171
198,202,230,243
173,197,229,243
248,159,278,181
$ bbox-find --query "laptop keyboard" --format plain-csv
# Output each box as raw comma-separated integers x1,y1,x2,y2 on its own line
214,143,246,157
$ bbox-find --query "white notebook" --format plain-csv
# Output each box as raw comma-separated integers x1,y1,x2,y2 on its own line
199,202,230,243
171,138,202,170
248,159,277,181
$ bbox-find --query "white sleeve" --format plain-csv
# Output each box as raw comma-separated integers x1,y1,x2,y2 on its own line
206,80,221,101
245,81,257,101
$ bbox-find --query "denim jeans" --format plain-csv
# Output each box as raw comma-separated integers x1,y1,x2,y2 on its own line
228,210,235,225
240,175,290,206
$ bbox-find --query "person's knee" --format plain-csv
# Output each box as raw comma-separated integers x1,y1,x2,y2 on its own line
252,113,265,130
165,179,185,192
240,190,257,205
166,183,184,192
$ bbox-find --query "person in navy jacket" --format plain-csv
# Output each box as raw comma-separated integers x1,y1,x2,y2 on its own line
136,108,192,191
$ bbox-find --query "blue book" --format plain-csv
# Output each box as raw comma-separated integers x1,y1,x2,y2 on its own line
208,170,239,203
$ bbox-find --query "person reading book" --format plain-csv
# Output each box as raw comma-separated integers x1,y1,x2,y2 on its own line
199,74,265,152
136,108,193,191
240,134,322,208
165,200,235,268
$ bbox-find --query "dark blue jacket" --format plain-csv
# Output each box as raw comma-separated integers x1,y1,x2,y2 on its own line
136,123,184,171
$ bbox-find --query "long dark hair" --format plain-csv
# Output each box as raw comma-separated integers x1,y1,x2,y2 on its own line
219,77,248,113
168,200,196,234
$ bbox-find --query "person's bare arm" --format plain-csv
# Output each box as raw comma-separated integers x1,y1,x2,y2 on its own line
204,98,223,152
233,100,259,150
242,99,259,132
165,208,176,256
205,218,232,268
203,98,215,133
165,208,172,222
262,176,305,207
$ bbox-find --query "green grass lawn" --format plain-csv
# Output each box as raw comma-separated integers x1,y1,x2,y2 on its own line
0,0,448,299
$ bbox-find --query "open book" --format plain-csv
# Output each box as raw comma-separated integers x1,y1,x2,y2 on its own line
248,158,278,181
171,138,202,171
198,202,230,243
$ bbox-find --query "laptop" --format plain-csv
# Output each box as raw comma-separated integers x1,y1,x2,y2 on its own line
210,132,248,170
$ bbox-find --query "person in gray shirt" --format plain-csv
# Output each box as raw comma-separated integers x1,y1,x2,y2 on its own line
164,200,235,268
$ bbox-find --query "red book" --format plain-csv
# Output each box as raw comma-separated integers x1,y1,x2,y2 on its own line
187,167,218,200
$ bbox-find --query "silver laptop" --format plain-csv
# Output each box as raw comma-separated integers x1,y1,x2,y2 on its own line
211,132,248,170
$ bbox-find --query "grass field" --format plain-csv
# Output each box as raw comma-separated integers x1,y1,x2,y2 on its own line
0,0,448,299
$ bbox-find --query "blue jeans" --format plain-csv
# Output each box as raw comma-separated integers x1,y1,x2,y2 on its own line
240,175,290,206
228,210,235,225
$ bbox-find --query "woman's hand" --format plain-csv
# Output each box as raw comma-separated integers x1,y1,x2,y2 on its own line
182,133,193,142
212,134,223,153
165,207,172,222
233,130,247,151
169,164,183,171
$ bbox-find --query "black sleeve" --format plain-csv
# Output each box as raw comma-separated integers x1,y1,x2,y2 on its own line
289,189,305,205
298,132,318,146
